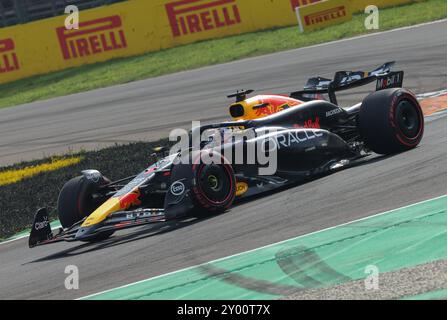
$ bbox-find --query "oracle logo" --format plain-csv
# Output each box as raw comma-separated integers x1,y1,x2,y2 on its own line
35,219,49,231
166,0,241,37
56,15,127,60
0,38,20,74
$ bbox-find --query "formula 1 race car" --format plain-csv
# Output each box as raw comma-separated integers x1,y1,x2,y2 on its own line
29,62,424,248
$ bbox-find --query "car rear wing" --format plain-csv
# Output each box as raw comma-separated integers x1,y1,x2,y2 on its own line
290,61,404,105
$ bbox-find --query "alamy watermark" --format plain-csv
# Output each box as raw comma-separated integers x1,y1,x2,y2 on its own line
65,5,79,30
64,265,79,290
364,265,380,291
168,121,280,175
365,5,380,30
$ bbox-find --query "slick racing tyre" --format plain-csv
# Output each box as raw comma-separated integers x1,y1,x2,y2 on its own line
359,88,424,155
190,151,236,217
57,175,114,241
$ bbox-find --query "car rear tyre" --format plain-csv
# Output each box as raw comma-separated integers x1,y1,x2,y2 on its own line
359,88,424,155
57,175,114,241
190,152,236,217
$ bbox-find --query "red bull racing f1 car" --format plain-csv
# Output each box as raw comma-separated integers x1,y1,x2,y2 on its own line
29,62,424,248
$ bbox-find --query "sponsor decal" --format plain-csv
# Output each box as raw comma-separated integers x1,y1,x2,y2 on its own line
0,38,20,74
126,209,163,220
276,130,324,149
171,180,186,196
296,0,352,33
290,0,324,11
119,189,142,209
254,104,289,117
326,108,343,117
166,0,241,37
376,71,404,91
236,182,248,196
35,218,49,231
293,117,320,129
304,6,347,26
56,15,127,60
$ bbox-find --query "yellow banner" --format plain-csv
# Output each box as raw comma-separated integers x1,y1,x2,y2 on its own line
296,0,352,33
0,0,426,84
0,0,297,84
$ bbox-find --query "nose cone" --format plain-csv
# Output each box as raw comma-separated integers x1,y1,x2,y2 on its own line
81,197,122,227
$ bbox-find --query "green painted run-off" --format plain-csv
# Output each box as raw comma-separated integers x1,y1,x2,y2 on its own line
85,195,447,300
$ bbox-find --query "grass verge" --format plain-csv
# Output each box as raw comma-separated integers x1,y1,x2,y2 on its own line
0,0,446,109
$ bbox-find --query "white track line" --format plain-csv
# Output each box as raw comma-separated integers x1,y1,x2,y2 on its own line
79,193,447,299
417,90,447,99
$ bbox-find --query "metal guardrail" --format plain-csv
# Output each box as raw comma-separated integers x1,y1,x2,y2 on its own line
0,0,128,27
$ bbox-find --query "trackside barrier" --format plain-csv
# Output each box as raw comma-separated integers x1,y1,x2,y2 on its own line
296,0,352,33
296,0,428,33
0,0,427,84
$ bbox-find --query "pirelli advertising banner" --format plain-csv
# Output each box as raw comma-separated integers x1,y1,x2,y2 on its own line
296,0,352,33
296,0,427,33
0,0,426,84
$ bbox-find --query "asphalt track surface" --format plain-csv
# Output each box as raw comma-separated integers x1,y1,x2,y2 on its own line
0,20,447,299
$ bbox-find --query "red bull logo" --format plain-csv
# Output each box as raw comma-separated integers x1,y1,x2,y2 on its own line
166,0,241,37
255,99,301,118
304,6,347,26
290,0,324,11
119,189,142,209
56,15,127,60
255,104,288,118
294,117,320,129
0,38,20,74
